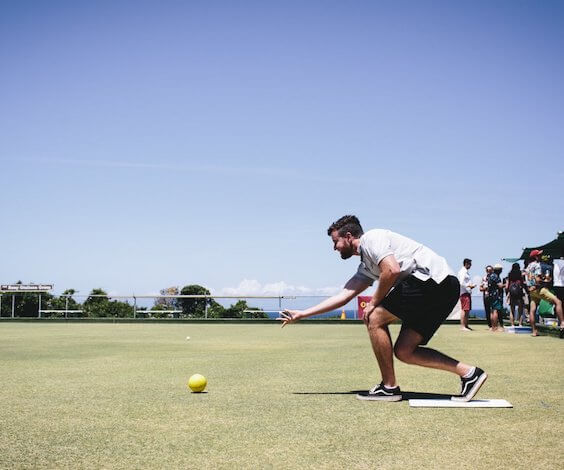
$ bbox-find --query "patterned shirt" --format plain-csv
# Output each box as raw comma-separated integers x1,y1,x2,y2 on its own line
487,273,503,300
526,261,542,287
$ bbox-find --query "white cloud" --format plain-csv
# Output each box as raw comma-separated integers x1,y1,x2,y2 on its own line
15,157,358,184
213,279,341,297
316,286,343,296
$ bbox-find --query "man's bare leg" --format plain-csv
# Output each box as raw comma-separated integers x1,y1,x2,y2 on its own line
366,307,400,387
517,300,524,326
491,309,500,332
509,304,516,326
460,310,471,331
529,301,538,336
553,298,563,326
393,328,472,376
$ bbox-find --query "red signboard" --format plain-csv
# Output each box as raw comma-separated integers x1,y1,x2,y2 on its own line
357,296,372,320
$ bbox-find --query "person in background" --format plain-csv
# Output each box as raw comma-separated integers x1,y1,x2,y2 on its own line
521,262,532,326
487,264,505,332
480,265,494,329
502,272,509,320
457,258,476,331
553,258,564,339
526,250,564,337
506,263,525,326
540,254,553,280
553,258,564,306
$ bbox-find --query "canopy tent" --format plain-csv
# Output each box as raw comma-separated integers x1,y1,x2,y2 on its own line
503,231,564,262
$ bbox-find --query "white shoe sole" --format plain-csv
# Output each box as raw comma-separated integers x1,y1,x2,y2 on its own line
451,372,488,402
356,393,402,402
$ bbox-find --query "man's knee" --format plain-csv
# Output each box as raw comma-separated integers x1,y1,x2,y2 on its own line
393,342,415,363
366,306,395,329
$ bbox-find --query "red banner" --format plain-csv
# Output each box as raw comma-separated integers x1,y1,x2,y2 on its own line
357,296,372,320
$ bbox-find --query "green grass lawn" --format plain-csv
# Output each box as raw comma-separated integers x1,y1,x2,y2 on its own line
1,322,562,469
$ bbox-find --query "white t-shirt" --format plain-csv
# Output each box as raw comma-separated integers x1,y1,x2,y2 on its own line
457,266,472,295
354,229,454,286
553,259,564,288
481,275,489,296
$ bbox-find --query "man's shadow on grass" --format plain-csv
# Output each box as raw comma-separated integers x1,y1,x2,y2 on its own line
292,390,452,400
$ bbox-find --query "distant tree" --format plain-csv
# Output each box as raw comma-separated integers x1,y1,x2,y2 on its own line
83,288,109,317
105,300,134,318
243,306,268,319
221,300,267,318
0,293,8,317
222,300,246,318
154,286,179,309
1,281,54,317
207,301,226,318
64,289,77,296
178,285,212,317
83,289,134,317
149,304,175,318
47,289,81,316
135,307,149,318
9,291,35,317
0,281,23,317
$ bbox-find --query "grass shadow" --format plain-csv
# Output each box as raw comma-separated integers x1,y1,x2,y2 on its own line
293,390,365,395
401,391,452,400
292,390,453,400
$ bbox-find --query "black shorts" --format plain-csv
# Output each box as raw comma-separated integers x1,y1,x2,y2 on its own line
554,286,564,303
380,274,460,345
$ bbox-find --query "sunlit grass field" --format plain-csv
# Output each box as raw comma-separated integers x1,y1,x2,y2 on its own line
1,322,562,469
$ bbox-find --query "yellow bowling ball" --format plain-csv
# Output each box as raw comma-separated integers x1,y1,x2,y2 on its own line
188,374,207,392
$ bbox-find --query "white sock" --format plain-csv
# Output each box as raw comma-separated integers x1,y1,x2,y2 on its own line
462,367,476,378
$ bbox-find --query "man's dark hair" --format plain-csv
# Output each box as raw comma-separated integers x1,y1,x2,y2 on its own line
327,215,364,238
463,258,472,265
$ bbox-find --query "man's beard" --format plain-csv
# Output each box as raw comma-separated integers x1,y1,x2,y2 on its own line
340,247,354,259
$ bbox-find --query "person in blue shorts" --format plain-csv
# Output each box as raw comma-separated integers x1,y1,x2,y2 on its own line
278,215,487,402
487,265,505,332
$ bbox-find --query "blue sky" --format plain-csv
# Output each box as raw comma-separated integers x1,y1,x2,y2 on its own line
1,1,563,300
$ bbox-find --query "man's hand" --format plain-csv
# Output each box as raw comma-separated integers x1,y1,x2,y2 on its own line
277,309,302,328
363,302,376,325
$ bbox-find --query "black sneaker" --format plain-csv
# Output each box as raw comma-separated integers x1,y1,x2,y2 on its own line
451,367,488,402
356,383,402,401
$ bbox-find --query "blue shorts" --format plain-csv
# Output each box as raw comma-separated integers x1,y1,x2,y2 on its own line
490,298,503,311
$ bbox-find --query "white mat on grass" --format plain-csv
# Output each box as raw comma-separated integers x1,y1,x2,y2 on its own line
505,326,532,334
409,399,512,408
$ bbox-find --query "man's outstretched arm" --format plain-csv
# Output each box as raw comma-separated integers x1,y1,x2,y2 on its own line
277,276,372,327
